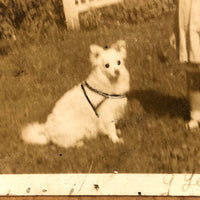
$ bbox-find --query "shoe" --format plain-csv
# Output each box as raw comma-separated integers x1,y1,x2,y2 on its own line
185,119,200,130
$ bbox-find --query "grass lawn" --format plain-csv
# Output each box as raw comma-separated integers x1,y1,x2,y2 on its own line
1,13,200,174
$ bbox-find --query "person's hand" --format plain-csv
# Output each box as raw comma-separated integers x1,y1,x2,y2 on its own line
169,33,176,49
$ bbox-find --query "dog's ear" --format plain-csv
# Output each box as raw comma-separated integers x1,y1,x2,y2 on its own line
90,44,103,58
111,40,126,59
90,44,103,67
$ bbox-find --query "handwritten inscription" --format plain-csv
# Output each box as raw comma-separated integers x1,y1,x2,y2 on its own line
182,174,200,192
163,174,175,195
163,174,200,195
3,174,200,196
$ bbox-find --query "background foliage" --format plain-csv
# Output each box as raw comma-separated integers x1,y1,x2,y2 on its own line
80,0,175,29
0,0,175,40
0,0,65,40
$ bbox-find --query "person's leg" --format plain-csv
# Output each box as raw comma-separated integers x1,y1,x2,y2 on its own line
186,64,200,129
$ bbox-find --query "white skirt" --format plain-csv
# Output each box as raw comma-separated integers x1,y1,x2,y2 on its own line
178,0,200,63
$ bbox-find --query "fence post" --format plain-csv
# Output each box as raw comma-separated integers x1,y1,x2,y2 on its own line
62,0,80,30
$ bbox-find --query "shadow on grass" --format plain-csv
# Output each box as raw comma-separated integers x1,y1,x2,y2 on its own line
128,89,190,120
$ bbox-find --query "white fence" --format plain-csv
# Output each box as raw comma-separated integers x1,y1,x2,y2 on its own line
62,0,123,30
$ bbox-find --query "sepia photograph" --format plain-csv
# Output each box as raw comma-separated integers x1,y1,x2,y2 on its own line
1,0,200,180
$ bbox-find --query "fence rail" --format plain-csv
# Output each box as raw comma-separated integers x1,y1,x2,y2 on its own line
62,0,123,30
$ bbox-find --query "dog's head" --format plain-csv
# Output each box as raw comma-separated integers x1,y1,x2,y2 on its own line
90,40,127,82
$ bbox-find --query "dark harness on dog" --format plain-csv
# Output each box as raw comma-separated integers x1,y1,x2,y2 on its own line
81,81,127,118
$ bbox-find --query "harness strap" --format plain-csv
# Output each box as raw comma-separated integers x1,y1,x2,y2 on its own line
81,82,127,118
84,81,127,99
81,84,99,118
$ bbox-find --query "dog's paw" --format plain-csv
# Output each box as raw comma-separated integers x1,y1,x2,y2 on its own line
117,138,124,144
111,136,124,144
76,140,84,148
116,129,122,136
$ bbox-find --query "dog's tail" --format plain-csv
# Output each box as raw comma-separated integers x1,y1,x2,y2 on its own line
21,122,49,145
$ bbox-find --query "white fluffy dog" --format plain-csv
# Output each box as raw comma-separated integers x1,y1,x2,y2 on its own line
21,40,130,148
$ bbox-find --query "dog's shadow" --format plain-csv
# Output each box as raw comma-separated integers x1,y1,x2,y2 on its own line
128,89,190,121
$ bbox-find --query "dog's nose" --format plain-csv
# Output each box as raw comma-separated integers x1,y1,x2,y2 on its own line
115,70,120,76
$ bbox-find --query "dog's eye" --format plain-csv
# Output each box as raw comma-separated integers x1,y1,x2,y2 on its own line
105,63,110,68
117,60,121,65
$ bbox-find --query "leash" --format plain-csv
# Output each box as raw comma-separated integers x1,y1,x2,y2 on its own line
81,82,127,118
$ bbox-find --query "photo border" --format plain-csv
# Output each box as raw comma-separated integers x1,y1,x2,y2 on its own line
1,174,200,196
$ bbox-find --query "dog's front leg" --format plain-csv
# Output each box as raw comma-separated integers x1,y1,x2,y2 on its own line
103,121,124,143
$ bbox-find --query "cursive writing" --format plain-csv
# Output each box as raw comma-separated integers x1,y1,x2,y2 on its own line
163,174,200,195
182,174,200,192
163,174,175,195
